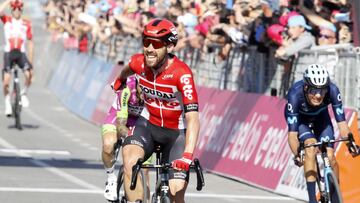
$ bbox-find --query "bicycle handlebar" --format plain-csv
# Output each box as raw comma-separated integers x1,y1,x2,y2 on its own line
130,158,205,191
299,133,360,156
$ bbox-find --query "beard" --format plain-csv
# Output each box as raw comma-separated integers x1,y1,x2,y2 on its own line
144,51,167,69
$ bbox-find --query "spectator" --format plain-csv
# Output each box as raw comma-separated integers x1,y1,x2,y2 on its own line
317,23,337,45
275,15,315,59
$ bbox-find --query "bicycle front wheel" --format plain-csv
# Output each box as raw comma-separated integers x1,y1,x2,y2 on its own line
13,81,22,130
160,196,171,203
117,165,148,203
327,172,343,203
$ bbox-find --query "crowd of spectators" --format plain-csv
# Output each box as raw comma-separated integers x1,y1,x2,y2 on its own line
43,0,355,64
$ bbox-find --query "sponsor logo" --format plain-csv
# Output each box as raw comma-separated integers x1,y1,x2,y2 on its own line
130,140,144,147
337,93,342,101
287,103,293,113
180,74,194,100
170,27,178,35
287,116,298,124
122,91,129,107
161,186,170,192
147,30,158,34
162,74,174,80
128,105,143,116
320,136,330,143
336,107,344,115
185,103,198,112
173,172,187,179
140,86,176,100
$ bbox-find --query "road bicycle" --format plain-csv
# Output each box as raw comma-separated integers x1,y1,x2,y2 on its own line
11,64,23,130
130,144,205,203
298,133,359,203
108,139,148,203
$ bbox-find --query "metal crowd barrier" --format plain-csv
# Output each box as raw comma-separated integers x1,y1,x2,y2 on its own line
89,35,360,111
291,44,360,111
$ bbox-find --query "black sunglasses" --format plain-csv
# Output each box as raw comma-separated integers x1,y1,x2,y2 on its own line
319,34,334,39
308,87,328,96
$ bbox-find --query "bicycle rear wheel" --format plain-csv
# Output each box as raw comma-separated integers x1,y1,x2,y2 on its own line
117,165,148,203
327,172,343,203
13,79,22,130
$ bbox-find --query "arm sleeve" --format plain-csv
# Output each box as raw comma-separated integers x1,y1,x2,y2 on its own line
1,15,9,23
330,84,346,122
128,54,142,74
177,67,199,113
285,92,300,132
116,87,131,120
26,21,33,40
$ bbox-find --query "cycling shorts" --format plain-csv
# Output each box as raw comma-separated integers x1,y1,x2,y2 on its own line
122,116,189,181
3,50,32,73
298,111,335,148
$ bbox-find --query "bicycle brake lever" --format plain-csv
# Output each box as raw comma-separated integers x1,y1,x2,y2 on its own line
193,158,205,191
130,158,143,190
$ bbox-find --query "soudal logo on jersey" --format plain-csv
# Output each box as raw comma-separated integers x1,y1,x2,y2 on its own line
180,74,194,100
140,86,176,100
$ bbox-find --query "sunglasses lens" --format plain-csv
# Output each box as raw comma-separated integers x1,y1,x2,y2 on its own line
143,38,165,49
309,88,327,95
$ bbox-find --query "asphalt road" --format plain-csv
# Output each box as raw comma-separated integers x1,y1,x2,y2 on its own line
0,1,304,203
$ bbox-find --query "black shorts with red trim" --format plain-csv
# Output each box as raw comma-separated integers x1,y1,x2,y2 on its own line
122,116,189,181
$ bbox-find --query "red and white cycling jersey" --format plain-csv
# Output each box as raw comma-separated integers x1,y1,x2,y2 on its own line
129,54,199,129
1,15,32,52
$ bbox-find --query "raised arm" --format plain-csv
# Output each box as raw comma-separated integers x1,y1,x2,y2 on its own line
298,0,333,28
0,0,11,16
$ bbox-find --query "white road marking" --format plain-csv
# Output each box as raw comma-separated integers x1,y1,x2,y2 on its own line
0,187,294,200
0,148,71,155
24,108,96,151
80,143,91,148
89,147,99,151
51,107,67,112
72,138,82,142
0,137,101,190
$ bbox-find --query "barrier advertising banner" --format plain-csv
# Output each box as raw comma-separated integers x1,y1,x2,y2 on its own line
195,87,292,190
194,86,359,201
91,64,123,124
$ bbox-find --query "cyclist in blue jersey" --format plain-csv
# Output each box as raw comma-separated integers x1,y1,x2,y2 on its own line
284,64,358,203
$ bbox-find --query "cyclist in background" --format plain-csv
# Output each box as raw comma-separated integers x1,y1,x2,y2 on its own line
0,0,33,116
113,18,200,203
102,75,148,201
284,64,358,203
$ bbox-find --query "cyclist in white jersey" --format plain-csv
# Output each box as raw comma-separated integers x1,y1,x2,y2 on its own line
0,0,33,116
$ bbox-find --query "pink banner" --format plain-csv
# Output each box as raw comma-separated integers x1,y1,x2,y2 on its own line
195,86,356,191
91,64,122,124
195,87,292,189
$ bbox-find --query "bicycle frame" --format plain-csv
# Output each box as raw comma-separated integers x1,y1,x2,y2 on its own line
130,148,205,203
316,141,338,201
301,137,348,203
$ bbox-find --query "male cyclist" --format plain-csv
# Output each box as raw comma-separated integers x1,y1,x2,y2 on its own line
0,0,33,116
112,18,200,203
285,64,358,203
102,75,146,201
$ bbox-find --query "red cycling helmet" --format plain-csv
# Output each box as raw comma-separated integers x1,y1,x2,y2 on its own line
143,18,178,46
10,0,23,10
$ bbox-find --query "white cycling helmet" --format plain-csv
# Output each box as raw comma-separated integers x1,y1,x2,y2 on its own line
303,64,330,89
